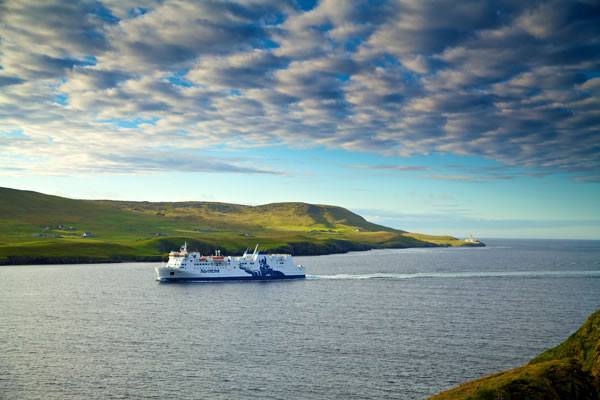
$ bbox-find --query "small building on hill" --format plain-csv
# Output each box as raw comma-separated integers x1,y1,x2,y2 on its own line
464,235,478,243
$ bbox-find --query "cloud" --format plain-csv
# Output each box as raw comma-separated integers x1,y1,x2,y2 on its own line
354,208,600,238
88,150,284,175
187,50,289,89
98,1,291,73
0,0,113,81
61,67,131,92
1,0,599,177
425,174,514,182
572,175,600,183
0,76,25,87
346,165,430,171
0,136,284,176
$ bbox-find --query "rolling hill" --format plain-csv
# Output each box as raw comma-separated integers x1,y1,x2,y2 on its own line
0,187,482,264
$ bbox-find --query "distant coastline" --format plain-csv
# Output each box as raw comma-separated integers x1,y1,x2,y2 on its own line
0,186,484,266
0,238,485,266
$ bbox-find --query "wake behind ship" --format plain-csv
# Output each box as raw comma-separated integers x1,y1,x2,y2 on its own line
155,243,306,282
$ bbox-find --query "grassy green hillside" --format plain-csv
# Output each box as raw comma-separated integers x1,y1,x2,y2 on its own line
431,308,600,399
0,187,483,264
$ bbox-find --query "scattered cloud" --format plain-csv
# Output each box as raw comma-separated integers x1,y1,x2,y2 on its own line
345,165,430,171
0,76,25,87
354,208,600,238
572,175,600,183
0,144,284,176
1,0,599,176
425,174,515,182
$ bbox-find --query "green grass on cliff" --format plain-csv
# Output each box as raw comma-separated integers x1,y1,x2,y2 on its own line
0,187,481,264
430,308,600,399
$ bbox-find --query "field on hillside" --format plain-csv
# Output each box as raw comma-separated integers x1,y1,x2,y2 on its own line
0,187,482,264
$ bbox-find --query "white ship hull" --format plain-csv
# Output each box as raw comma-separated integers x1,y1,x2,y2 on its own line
155,243,306,282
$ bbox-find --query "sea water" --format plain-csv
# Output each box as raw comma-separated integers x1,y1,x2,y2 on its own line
1,239,599,399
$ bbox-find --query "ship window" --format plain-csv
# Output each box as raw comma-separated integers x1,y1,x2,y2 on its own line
170,271,174,276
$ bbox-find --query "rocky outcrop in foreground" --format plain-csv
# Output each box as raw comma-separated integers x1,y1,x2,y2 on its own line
431,308,600,399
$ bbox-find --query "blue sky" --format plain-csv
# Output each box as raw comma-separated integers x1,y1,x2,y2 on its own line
1,0,599,239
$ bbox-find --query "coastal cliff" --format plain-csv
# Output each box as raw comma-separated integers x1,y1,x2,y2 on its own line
431,308,600,399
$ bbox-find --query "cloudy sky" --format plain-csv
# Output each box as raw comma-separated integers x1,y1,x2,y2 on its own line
1,0,599,239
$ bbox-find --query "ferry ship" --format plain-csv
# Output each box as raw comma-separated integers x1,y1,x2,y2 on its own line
155,243,306,282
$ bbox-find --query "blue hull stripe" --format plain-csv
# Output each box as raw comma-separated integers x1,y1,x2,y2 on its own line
158,275,306,282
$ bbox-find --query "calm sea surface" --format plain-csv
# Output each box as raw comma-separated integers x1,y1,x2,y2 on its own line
1,239,599,399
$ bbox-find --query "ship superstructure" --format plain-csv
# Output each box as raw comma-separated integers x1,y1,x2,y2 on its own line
155,243,306,282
